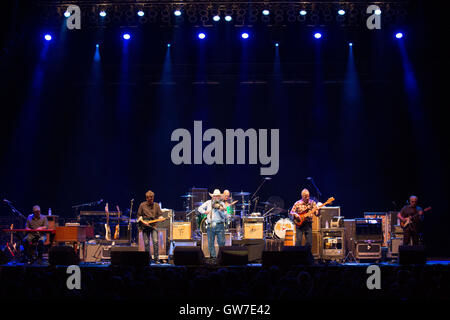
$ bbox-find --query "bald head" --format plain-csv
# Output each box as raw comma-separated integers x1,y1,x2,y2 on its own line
301,189,310,202
409,195,418,207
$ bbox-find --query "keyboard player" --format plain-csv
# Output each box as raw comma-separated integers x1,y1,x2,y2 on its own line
24,205,49,263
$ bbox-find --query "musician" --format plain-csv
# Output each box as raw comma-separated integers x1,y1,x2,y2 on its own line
223,190,235,214
198,189,227,260
289,189,318,248
24,205,49,263
137,190,163,264
398,195,423,246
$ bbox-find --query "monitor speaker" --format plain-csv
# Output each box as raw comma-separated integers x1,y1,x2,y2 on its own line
49,246,79,265
399,245,426,265
110,246,149,266
217,246,248,265
173,246,204,265
262,246,313,266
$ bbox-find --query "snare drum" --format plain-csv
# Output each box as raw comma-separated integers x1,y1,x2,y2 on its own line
274,218,295,239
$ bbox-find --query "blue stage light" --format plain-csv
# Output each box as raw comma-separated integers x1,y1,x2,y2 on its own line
44,34,52,41
299,10,307,16
123,33,131,40
395,32,403,39
375,9,382,15
225,15,232,22
262,10,270,16
338,9,346,15
241,32,249,39
349,42,353,47
99,10,106,17
275,43,279,47
64,11,71,18
213,15,220,22
137,10,145,17
96,44,99,48
174,10,182,16
167,43,171,48
198,32,206,40
314,32,322,39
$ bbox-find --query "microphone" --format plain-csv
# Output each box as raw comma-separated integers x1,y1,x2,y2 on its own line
3,199,12,204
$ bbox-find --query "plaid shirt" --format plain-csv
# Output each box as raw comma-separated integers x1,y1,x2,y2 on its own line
290,199,318,222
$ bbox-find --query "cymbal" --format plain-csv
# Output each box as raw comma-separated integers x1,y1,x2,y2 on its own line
180,194,193,198
234,191,250,196
193,202,204,206
259,201,272,205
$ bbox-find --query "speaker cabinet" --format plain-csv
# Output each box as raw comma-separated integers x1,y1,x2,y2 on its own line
399,245,426,265
319,207,340,229
217,246,248,265
110,247,150,266
49,246,79,265
173,246,204,265
201,232,232,258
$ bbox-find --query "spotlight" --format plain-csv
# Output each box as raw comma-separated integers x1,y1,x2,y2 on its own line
174,10,182,16
198,32,206,40
395,32,403,39
275,43,279,47
137,10,145,17
225,15,232,22
64,11,71,18
314,32,322,39
241,32,249,39
299,10,307,16
349,42,353,47
99,10,106,17
44,34,52,41
338,9,346,16
213,15,220,22
96,44,99,48
167,43,171,47
262,10,270,16
123,33,131,40
375,9,382,15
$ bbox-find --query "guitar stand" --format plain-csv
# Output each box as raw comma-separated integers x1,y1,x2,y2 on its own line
343,249,357,263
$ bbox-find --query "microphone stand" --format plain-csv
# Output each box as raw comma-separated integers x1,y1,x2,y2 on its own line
4,202,27,226
308,178,322,203
251,178,270,213
72,199,103,223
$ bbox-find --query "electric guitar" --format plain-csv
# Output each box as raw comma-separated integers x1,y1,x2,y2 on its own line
138,217,168,229
127,199,134,240
114,205,121,240
292,197,335,227
105,203,111,241
400,206,431,229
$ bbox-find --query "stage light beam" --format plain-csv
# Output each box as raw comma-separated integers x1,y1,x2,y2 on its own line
213,15,220,22
99,10,106,17
225,15,232,22
174,10,182,16
262,10,270,16
396,32,404,39
299,10,307,16
338,9,346,16
44,34,52,41
241,32,249,39
64,11,71,18
137,10,145,17
198,32,206,40
123,33,131,40
314,32,322,39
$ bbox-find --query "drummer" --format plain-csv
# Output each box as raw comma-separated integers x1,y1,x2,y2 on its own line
223,190,235,215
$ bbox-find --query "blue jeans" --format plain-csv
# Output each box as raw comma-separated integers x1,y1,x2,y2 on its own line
142,227,159,261
296,223,312,248
207,222,225,258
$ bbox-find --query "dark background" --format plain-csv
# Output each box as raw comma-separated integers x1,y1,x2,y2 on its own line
0,1,448,255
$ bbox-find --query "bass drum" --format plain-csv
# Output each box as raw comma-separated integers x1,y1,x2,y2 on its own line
274,218,295,239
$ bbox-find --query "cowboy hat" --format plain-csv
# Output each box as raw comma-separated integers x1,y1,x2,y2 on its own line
209,189,223,197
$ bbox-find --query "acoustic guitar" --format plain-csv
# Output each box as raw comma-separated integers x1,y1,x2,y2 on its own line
292,197,335,227
105,203,111,241
400,206,431,229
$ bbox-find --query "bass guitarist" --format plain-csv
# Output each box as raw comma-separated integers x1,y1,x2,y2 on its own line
137,190,164,264
398,195,425,246
289,189,318,248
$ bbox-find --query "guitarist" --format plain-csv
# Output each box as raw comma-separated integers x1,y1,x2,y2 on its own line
398,195,424,246
289,189,318,248
137,190,164,264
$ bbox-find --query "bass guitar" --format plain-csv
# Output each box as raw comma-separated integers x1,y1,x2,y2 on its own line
114,205,121,240
105,203,111,241
292,197,335,227
400,206,431,229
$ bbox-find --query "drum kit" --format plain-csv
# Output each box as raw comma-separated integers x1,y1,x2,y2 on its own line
179,190,293,239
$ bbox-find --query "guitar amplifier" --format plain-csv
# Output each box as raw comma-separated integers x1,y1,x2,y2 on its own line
387,237,403,258
319,207,340,229
355,218,383,242
172,222,192,240
244,222,264,239
356,241,382,261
